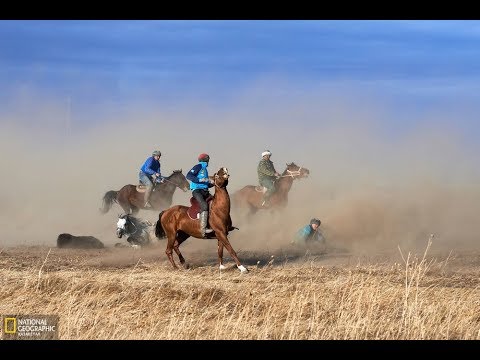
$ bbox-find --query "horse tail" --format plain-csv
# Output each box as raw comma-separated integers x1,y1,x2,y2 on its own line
155,211,166,239
99,190,118,214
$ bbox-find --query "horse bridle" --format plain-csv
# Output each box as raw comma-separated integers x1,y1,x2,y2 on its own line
213,173,229,188
280,167,303,178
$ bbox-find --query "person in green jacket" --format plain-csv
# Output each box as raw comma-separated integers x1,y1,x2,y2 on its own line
257,150,280,207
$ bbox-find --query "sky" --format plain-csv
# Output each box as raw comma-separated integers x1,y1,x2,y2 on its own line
2,20,480,125
1,20,480,254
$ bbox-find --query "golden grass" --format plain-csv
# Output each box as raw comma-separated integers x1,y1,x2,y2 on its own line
0,244,479,339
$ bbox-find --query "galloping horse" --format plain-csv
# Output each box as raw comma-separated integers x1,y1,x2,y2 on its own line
116,213,154,248
232,162,310,214
100,170,190,215
155,167,247,273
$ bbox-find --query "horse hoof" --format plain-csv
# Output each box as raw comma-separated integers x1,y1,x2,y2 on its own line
219,264,227,270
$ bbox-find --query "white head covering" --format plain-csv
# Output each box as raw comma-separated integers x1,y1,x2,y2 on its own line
261,150,272,158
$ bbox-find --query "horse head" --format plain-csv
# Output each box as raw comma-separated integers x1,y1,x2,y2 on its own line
169,169,190,192
116,213,140,238
214,167,230,188
284,162,310,179
116,214,129,238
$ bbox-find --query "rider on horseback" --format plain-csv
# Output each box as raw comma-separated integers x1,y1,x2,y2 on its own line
257,150,280,207
139,150,164,208
187,153,214,238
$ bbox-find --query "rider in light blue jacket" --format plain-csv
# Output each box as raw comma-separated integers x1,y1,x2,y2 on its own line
292,218,326,247
187,153,214,237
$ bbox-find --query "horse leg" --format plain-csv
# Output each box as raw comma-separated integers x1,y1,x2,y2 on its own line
127,236,141,249
165,235,178,269
216,232,248,273
172,239,185,266
218,241,226,270
116,190,130,214
120,204,132,214
173,233,189,269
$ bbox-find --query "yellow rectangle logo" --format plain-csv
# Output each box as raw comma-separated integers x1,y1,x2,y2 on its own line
4,317,17,334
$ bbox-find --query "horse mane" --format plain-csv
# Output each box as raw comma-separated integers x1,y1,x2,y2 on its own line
165,169,183,179
126,214,140,226
169,169,182,177
122,214,148,231
282,162,298,175
283,161,299,175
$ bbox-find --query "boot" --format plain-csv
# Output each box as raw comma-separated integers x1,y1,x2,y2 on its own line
199,211,213,238
261,193,270,207
144,187,153,208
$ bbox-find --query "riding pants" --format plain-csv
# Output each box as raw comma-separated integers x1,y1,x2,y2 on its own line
139,171,154,189
192,189,210,212
139,171,155,204
259,177,275,199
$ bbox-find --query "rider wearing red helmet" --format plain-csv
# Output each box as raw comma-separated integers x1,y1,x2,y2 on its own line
186,153,215,237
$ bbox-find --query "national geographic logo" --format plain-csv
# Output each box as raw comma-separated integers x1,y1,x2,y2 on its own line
2,315,59,340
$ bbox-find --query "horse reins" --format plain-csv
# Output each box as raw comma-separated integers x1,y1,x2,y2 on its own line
157,177,184,190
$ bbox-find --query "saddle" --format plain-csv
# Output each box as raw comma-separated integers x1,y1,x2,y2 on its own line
255,186,268,193
136,184,159,193
187,195,214,220
136,185,147,193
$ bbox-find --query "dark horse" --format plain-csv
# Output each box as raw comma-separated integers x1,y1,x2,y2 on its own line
155,167,248,273
100,170,190,215
57,233,104,249
116,213,154,248
232,162,310,214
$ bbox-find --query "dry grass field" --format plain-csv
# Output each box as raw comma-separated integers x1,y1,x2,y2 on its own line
1,240,479,340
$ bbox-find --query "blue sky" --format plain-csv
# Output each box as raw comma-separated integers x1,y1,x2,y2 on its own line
2,20,480,133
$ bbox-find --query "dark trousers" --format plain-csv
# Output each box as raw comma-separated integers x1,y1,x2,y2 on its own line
192,189,210,212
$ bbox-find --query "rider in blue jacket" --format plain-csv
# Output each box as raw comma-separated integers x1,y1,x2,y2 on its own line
292,218,326,247
139,150,164,208
187,153,214,237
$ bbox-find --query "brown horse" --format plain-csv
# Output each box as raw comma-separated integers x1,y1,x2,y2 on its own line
100,170,190,215
155,167,247,273
232,162,310,214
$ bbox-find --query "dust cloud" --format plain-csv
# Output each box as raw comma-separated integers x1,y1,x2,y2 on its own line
1,85,479,260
